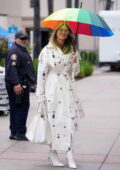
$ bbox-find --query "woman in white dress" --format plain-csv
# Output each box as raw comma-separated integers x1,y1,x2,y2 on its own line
36,22,84,169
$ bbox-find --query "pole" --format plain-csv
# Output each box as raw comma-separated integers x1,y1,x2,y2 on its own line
74,0,80,49
75,0,79,8
47,0,54,34
30,30,33,60
48,0,53,15
33,0,41,58
106,0,112,10
80,1,83,8
66,0,72,8
74,1,83,52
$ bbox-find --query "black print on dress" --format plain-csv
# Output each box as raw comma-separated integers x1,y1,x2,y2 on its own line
57,73,60,76
52,115,55,118
57,134,60,138
68,147,71,151
43,73,45,80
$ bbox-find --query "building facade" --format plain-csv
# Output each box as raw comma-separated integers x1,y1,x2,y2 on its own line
0,0,119,50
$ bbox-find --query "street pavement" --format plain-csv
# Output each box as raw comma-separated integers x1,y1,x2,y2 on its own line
0,66,120,170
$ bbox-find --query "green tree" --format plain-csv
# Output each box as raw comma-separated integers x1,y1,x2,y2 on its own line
0,38,8,66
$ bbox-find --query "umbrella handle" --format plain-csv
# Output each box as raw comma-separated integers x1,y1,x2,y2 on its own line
80,2,83,8
74,1,83,49
76,1,83,34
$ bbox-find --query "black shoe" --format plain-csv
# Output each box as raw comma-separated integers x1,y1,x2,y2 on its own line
9,133,17,140
15,135,28,141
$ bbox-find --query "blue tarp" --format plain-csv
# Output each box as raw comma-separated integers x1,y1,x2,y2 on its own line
0,26,9,39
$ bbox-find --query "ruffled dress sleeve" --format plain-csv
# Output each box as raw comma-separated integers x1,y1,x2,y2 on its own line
36,47,49,102
73,50,81,76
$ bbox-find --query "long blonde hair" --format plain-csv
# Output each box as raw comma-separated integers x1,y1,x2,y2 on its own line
49,22,76,54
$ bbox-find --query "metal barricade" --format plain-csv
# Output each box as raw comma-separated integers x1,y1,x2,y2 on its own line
0,71,10,116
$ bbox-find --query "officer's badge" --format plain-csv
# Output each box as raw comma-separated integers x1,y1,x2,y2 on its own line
23,32,28,36
11,61,16,66
11,54,17,60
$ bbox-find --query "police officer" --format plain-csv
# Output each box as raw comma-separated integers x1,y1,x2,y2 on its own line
5,31,36,141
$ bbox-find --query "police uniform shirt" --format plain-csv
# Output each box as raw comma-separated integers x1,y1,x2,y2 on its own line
5,42,36,86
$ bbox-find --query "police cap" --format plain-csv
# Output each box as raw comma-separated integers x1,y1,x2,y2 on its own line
15,31,29,39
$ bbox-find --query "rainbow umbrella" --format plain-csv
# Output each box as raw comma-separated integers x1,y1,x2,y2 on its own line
41,8,114,37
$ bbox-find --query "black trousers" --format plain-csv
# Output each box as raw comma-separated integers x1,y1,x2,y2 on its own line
6,83,30,136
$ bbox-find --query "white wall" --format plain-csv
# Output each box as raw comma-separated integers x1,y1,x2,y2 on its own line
0,0,21,16
40,0,48,17
0,15,8,30
21,0,49,18
54,0,66,11
21,0,48,28
21,0,33,17
0,0,22,29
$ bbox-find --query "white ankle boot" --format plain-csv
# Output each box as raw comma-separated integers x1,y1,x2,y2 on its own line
48,150,64,167
66,150,77,169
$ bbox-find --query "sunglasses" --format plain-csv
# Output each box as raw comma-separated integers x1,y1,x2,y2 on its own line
20,37,28,40
58,29,69,33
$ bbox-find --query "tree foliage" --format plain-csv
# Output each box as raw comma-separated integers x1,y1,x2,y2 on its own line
0,38,8,62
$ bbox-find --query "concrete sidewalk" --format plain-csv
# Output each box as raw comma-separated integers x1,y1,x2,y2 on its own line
0,67,120,170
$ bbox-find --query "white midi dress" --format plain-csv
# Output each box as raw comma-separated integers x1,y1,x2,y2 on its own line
36,43,84,151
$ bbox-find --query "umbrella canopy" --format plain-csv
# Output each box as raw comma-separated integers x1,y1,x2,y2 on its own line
41,8,114,37
0,26,9,39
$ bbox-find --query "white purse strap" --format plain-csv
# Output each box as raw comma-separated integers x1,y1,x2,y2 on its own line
37,101,48,119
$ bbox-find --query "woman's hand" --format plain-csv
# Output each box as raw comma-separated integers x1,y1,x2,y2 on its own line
71,55,77,63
